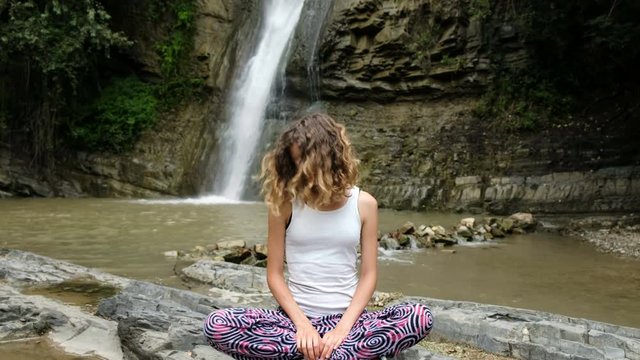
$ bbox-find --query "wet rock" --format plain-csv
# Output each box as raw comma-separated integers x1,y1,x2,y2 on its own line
254,259,267,268
381,213,540,251
431,226,447,237
96,280,241,360
254,244,268,259
509,212,537,230
381,233,401,250
3,249,638,360
216,240,246,250
460,218,475,228
416,225,435,237
0,249,130,289
417,235,434,248
490,226,506,238
0,285,123,360
456,225,473,239
402,296,640,360
240,254,258,266
399,234,416,248
164,250,179,257
222,248,252,264
192,245,208,256
369,291,404,308
393,347,454,359
500,218,515,233
181,260,271,295
433,236,457,246
399,221,416,235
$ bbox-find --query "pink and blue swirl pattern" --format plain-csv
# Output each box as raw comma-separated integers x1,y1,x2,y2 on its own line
203,303,433,360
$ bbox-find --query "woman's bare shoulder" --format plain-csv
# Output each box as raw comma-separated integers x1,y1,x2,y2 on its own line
268,201,292,222
358,190,378,210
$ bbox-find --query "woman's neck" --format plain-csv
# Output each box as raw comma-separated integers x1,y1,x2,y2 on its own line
315,196,348,211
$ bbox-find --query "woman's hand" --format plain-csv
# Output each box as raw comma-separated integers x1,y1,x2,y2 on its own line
296,322,322,360
320,324,350,359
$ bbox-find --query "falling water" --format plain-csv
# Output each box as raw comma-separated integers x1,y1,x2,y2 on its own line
213,0,304,200
302,1,334,102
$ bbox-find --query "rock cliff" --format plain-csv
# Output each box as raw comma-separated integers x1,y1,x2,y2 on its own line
2,0,639,214
286,0,640,213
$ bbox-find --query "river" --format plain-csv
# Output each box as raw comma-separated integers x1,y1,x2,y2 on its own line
1,197,639,328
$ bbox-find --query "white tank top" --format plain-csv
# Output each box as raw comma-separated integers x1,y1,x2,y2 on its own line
285,186,361,318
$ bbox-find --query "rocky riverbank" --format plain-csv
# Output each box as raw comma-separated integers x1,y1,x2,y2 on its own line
1,249,639,359
561,214,640,260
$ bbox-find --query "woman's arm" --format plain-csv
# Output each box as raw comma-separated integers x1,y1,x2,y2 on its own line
266,203,322,359
337,190,379,328
320,191,378,359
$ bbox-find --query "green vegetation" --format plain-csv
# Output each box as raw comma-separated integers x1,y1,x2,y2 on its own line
153,0,204,107
0,1,130,88
468,0,491,19
157,1,195,76
473,0,640,132
523,1,640,93
0,0,131,164
71,77,158,153
475,72,572,131
438,55,464,69
413,22,441,62
0,0,202,162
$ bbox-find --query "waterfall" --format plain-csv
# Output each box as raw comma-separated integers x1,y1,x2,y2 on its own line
302,1,334,103
213,0,304,200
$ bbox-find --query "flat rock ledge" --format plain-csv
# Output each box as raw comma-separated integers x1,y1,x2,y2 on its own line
0,249,637,360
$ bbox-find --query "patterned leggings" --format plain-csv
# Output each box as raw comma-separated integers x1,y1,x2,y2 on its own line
203,303,433,360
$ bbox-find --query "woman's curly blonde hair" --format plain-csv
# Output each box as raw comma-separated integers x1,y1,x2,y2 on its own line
260,113,359,215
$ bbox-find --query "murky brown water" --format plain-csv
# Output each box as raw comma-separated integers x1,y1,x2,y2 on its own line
1,198,639,329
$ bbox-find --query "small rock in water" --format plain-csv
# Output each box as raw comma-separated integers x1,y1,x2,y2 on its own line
399,222,416,235
381,234,400,250
460,217,475,228
217,240,246,250
456,225,473,238
163,250,178,257
509,212,537,230
192,245,207,255
254,244,268,259
431,225,447,236
205,244,218,252
416,225,435,237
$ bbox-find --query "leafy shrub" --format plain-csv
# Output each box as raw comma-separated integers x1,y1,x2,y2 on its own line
153,0,204,105
468,0,491,19
0,0,131,164
71,77,158,153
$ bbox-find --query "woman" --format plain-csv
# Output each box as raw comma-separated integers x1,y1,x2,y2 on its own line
204,113,433,359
